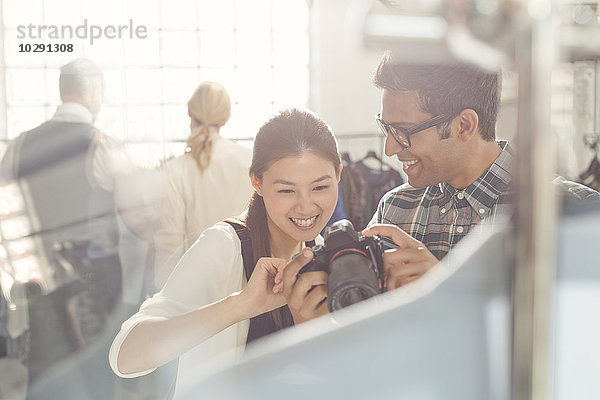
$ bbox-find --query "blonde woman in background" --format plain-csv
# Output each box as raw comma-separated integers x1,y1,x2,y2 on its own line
154,82,253,288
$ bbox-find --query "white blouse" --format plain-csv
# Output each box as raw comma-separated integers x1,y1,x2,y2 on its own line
110,222,249,399
153,136,253,288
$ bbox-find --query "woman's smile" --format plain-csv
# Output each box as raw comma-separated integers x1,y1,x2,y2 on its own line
289,215,320,230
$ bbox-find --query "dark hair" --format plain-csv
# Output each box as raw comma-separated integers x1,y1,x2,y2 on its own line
372,50,501,141
242,109,340,326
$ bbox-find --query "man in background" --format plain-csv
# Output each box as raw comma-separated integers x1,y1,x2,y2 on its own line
0,58,139,399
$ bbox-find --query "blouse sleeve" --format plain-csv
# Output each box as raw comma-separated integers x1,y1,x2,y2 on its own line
109,222,244,378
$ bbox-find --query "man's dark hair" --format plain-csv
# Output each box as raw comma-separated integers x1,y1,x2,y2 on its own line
372,50,501,141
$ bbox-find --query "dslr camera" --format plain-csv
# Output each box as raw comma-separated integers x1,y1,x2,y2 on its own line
297,219,385,311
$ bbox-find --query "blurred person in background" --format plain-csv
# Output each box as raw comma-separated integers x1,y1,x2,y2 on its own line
153,82,253,289
0,58,133,399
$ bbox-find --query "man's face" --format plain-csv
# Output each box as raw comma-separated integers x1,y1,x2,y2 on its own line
380,89,461,188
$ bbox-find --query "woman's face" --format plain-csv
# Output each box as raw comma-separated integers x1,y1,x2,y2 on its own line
253,153,339,244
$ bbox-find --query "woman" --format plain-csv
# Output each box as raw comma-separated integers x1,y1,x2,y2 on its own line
154,81,253,288
109,109,342,398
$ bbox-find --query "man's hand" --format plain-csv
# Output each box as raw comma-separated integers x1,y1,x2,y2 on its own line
281,248,329,324
363,224,439,290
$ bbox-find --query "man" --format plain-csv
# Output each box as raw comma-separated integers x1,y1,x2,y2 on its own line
0,58,134,399
282,52,508,321
365,50,598,286
282,50,599,322
363,51,513,290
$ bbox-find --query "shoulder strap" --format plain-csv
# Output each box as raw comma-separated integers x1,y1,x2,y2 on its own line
223,218,254,282
223,218,294,344
225,218,316,280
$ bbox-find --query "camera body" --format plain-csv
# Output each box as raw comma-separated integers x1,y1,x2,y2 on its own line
297,219,385,311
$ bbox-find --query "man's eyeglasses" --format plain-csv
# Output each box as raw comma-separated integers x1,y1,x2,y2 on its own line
375,113,454,149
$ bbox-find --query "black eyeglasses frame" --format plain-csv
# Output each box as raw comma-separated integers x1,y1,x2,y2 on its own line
375,113,454,149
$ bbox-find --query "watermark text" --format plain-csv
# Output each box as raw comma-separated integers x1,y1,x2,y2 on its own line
16,19,147,45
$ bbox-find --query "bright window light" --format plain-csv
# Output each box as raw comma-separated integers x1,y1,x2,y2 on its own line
1,0,310,165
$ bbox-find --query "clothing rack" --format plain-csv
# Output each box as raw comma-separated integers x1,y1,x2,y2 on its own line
1,132,385,145
336,150,404,231
97,132,385,144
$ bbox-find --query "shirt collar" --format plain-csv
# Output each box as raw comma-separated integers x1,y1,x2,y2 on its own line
51,102,94,124
439,141,513,216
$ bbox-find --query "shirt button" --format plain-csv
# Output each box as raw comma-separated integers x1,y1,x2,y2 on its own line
479,208,485,214
456,226,464,233
457,192,464,200
440,207,446,214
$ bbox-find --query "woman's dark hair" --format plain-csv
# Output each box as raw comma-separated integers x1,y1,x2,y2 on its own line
373,50,501,141
242,108,341,326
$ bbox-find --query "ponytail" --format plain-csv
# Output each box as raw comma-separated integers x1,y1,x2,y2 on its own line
186,81,231,173
244,192,270,262
186,125,215,173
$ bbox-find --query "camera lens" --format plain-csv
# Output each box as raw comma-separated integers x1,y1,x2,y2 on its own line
327,253,380,311
338,287,371,305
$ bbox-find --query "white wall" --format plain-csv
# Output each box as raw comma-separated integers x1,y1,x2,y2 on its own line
310,0,387,161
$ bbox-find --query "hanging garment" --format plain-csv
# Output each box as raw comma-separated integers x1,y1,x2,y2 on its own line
340,153,404,231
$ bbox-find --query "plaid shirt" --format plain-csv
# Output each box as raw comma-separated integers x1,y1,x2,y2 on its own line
369,141,514,260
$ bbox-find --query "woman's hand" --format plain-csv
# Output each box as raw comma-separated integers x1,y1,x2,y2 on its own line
281,248,329,324
237,257,288,319
117,257,287,375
